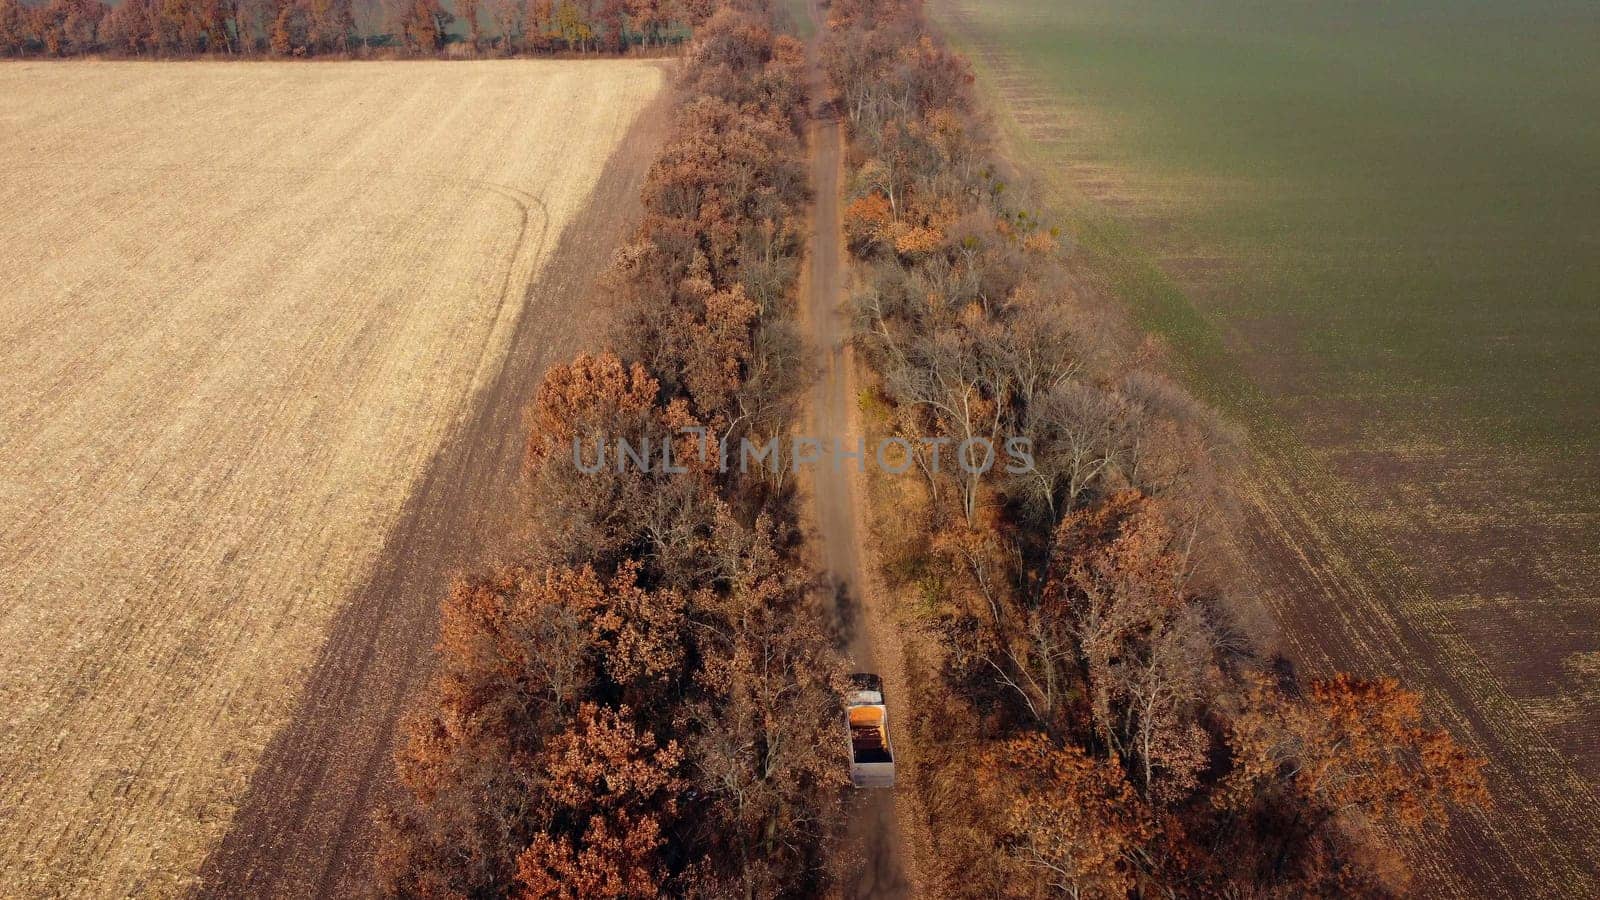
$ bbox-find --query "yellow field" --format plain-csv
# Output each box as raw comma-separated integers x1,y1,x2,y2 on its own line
0,59,661,895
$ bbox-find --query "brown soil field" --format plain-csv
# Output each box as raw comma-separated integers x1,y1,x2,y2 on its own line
0,59,662,897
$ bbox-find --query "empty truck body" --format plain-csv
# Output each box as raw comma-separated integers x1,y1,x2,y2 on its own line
845,674,895,788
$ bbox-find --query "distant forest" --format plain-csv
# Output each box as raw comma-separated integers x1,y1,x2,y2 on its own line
0,0,709,56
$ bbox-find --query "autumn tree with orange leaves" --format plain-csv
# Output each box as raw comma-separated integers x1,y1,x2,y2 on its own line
2,0,706,55
381,5,842,897
513,704,684,899
378,566,601,895
1211,673,1490,893
979,733,1155,899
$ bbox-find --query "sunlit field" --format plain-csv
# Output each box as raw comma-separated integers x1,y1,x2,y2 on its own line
0,59,661,896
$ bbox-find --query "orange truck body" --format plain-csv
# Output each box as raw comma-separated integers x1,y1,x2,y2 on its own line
845,674,895,788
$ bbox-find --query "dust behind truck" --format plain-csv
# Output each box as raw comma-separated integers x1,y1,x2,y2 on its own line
845,673,895,788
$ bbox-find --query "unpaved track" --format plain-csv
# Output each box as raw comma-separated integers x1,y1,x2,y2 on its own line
799,5,916,895
193,85,675,899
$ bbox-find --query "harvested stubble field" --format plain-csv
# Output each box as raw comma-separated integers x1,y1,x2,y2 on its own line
0,59,661,896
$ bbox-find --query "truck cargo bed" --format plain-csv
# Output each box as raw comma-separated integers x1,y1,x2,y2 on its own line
850,707,892,763
845,675,895,787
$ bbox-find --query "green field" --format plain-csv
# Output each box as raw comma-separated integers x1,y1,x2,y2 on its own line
937,0,1600,449
931,1,1600,895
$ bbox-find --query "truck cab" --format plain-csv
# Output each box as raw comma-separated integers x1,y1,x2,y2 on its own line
845,673,895,788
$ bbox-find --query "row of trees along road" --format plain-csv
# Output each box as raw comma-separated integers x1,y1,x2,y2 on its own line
377,3,861,898
820,0,1488,896
0,0,714,56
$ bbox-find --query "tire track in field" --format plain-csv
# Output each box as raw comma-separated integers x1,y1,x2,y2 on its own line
191,91,675,899
0,62,667,897
1237,437,1600,898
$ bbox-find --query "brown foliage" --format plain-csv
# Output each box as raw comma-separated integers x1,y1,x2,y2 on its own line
526,351,659,472
1041,491,1214,801
843,191,892,250
379,566,599,895
7,0,695,56
684,514,848,896
513,704,684,899
1223,673,1489,840
0,0,26,54
382,5,840,897
979,733,1155,899
583,560,691,694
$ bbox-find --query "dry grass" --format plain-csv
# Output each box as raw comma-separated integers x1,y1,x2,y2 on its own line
0,59,661,896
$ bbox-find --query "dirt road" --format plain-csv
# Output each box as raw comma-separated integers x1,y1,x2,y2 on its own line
799,5,917,895
193,88,674,898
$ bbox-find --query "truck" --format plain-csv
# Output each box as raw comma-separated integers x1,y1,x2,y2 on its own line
845,673,895,788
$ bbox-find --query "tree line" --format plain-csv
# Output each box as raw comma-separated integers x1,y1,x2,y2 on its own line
375,2,855,897
820,0,1487,896
0,0,712,56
